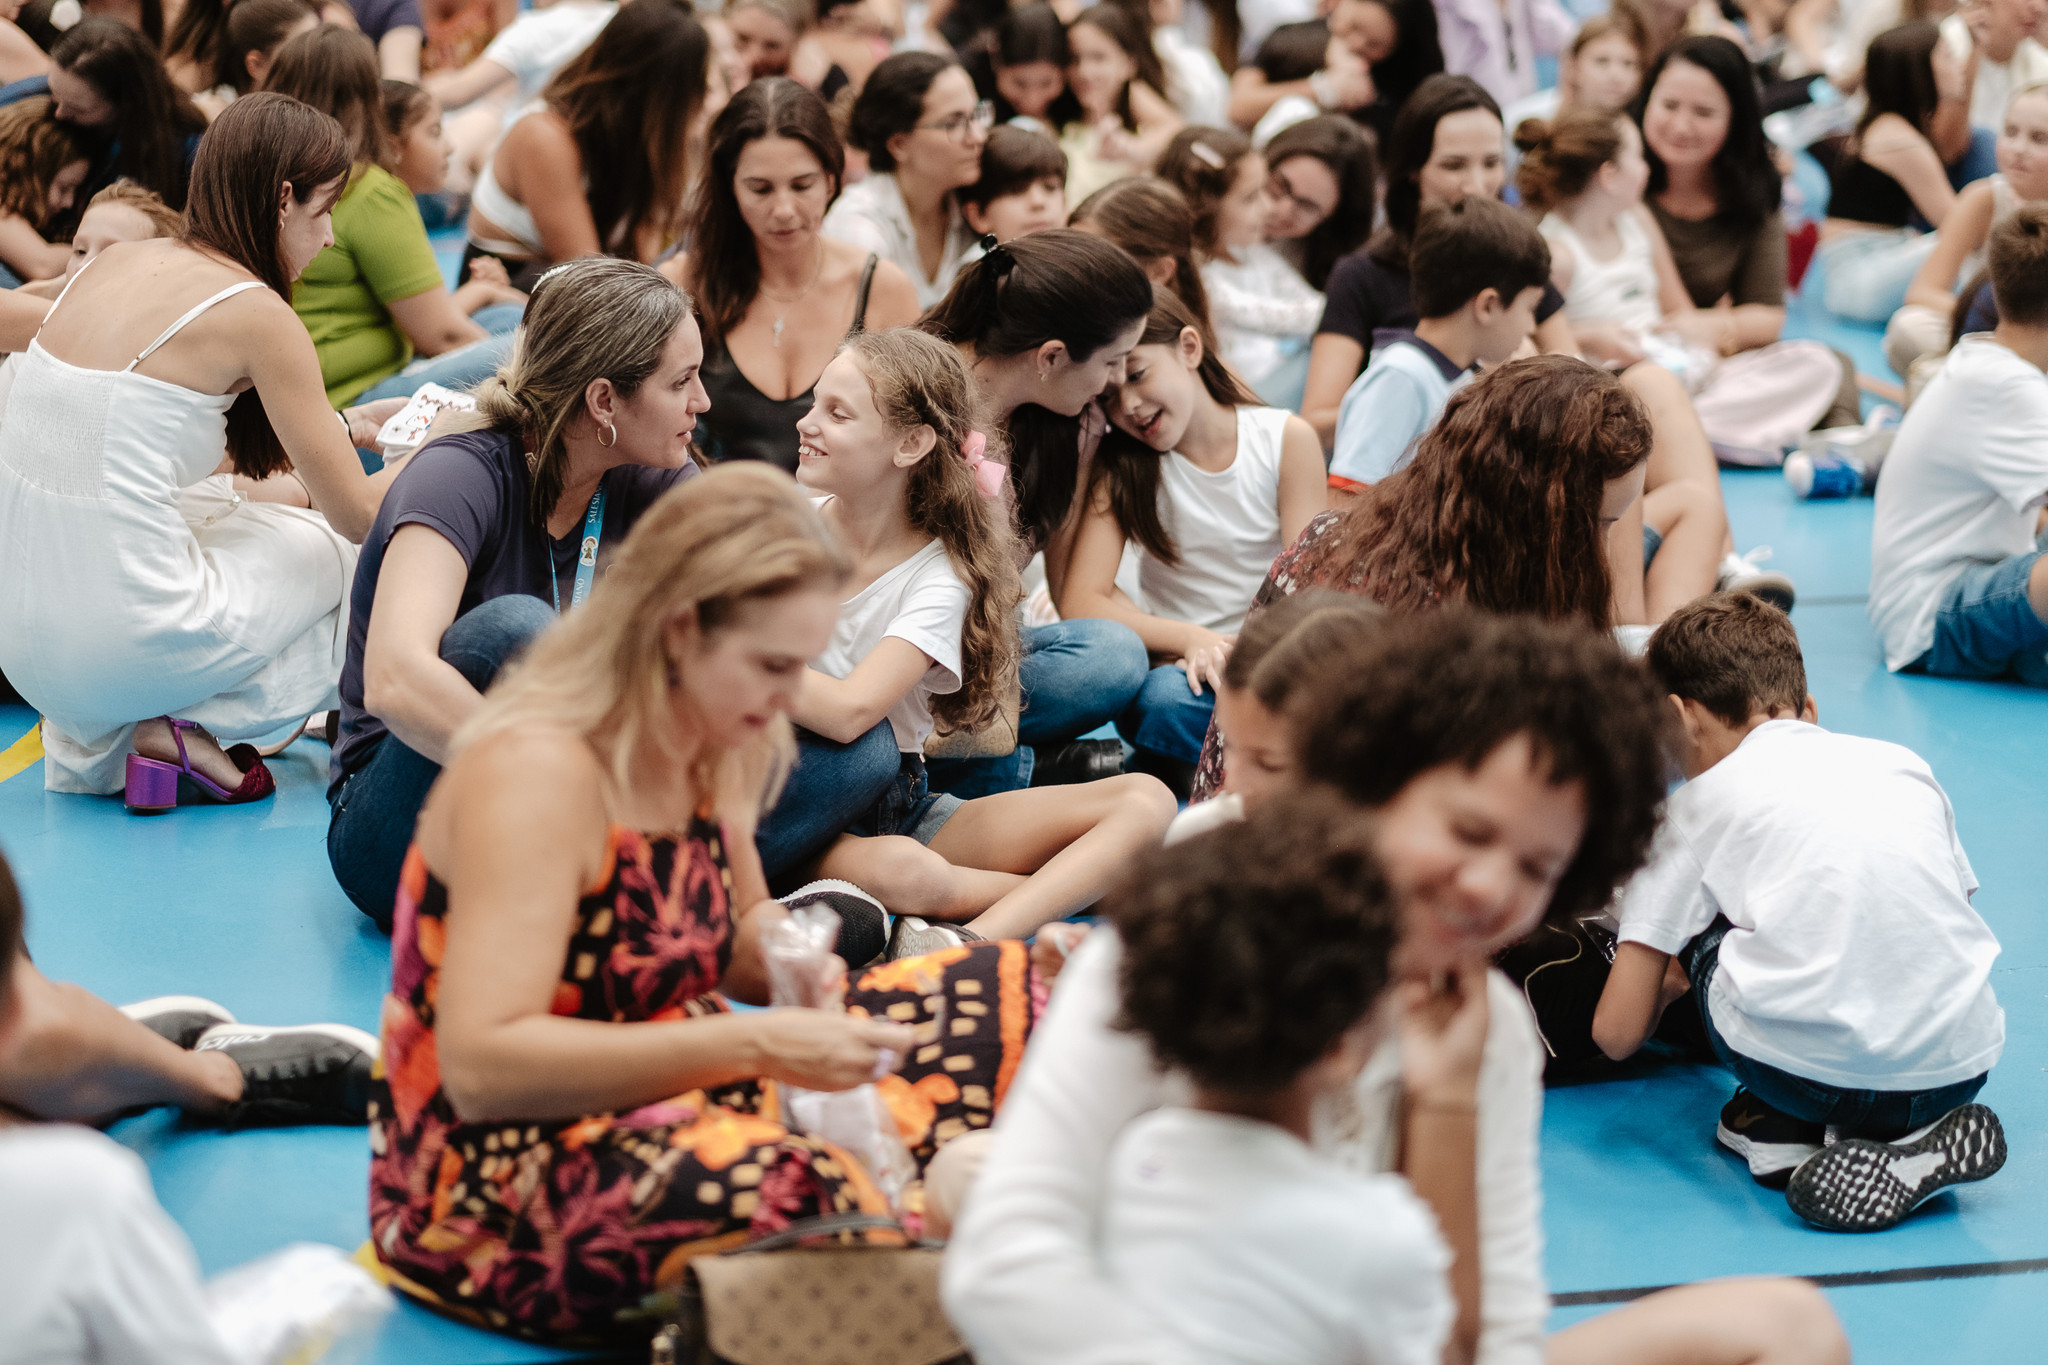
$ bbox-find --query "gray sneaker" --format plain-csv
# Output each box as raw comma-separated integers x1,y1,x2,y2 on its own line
1786,1103,2006,1232
886,915,986,961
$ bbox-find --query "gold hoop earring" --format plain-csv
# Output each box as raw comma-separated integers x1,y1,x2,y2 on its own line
598,420,617,448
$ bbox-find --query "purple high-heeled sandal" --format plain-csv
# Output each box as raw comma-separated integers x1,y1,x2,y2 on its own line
123,717,276,814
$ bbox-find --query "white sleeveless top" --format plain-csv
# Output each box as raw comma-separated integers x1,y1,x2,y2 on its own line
0,263,357,792
1540,210,1662,336
470,103,550,258
1135,405,1290,637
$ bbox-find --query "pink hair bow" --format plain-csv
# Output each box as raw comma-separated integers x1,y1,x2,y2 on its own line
961,429,1006,498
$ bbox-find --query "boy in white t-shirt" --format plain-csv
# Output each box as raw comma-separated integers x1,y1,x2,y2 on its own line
1594,594,2007,1233
1869,204,2048,686
1103,797,1454,1365
1327,197,1547,494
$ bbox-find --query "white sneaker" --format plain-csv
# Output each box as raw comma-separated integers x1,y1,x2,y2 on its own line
1717,547,1796,612
885,916,986,961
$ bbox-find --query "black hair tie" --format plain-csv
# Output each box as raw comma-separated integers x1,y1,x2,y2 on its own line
980,235,1017,275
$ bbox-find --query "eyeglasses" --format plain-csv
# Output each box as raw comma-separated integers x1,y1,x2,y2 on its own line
1268,169,1334,224
918,100,996,141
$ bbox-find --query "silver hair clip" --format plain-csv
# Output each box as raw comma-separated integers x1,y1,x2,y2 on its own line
1190,141,1227,170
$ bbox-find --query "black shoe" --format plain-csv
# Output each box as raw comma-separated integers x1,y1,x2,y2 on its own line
196,1022,380,1127
119,995,236,1050
1029,739,1123,787
1129,750,1195,802
1787,1104,2006,1232
1715,1088,1825,1187
781,879,890,968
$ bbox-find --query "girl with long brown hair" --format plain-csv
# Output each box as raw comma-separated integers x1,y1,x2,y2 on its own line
764,327,1176,951
1188,353,1652,799
1068,174,1211,328
664,76,918,473
266,26,523,413
0,93,409,804
45,17,209,208
1061,288,1325,796
464,0,716,280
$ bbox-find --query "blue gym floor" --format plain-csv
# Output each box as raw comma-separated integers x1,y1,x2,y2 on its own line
4,287,2046,1362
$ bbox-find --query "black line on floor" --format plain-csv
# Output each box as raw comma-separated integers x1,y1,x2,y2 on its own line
1554,1257,2048,1307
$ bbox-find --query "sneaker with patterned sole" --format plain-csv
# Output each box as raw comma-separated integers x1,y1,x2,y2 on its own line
118,995,237,1050
1715,1087,1825,1187
195,1022,380,1127
1717,547,1797,613
1786,1103,2006,1232
886,915,986,961
781,879,890,969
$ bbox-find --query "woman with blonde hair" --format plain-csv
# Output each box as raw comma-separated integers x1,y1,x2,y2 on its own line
0,97,90,284
326,256,705,929
368,459,1050,1343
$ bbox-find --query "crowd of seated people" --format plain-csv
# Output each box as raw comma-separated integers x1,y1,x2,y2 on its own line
1,0,2044,1356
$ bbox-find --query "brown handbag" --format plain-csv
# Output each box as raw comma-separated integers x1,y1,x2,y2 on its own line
650,1213,971,1365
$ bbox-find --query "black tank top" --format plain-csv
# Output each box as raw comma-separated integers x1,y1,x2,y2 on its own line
1817,134,1915,229
695,253,878,472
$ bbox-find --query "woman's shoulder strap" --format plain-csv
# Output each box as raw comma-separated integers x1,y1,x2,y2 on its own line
848,252,879,335
126,280,269,372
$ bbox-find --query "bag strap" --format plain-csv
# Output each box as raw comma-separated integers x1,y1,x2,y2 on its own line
728,1211,907,1255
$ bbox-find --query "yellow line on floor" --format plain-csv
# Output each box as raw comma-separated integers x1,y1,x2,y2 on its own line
0,721,43,783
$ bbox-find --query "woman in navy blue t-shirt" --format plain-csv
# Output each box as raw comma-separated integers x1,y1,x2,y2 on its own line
327,256,707,928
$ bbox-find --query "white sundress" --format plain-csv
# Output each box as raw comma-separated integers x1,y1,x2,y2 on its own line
0,270,358,794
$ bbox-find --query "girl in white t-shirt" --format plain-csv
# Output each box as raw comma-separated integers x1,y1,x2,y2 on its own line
789,327,1177,948
1060,289,1325,794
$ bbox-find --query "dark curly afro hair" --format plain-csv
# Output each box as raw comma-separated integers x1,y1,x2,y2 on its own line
1107,793,1399,1094
1286,609,1676,930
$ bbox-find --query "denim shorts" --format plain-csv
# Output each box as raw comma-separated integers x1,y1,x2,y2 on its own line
1912,548,2048,687
1642,523,1663,569
845,752,963,845
1682,916,1988,1139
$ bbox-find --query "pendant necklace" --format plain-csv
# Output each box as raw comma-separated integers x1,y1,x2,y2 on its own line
760,241,826,349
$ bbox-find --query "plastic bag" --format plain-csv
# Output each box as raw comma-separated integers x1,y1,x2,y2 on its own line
204,1243,392,1365
763,903,920,1210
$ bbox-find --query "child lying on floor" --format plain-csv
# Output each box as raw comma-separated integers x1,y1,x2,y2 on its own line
1593,593,2007,1232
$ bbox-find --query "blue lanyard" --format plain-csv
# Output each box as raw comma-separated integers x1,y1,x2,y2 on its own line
547,487,607,613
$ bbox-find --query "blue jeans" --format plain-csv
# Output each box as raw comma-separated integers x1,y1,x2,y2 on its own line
353,307,523,406
1684,918,1989,1140
1910,545,2048,687
754,719,902,886
927,618,1150,798
326,594,555,930
1816,228,1939,324
1116,664,1216,766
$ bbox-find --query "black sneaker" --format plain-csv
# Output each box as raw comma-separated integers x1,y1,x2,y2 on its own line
195,1022,380,1127
781,879,889,968
1029,739,1124,787
119,995,236,1050
1786,1104,2007,1232
886,915,986,961
1715,1088,1825,1187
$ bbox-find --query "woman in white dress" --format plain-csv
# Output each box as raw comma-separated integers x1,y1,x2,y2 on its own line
0,93,407,803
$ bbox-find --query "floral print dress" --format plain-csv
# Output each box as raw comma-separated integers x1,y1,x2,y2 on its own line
368,814,1041,1344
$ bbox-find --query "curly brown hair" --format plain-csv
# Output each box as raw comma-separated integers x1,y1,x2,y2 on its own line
1109,791,1397,1093
1304,354,1651,628
846,328,1023,736
0,99,88,229
1288,609,1675,929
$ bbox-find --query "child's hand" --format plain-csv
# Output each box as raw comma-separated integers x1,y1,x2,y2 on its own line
1179,629,1235,696
1397,962,1490,1109
1575,322,1649,369
1030,921,1091,990
466,255,511,289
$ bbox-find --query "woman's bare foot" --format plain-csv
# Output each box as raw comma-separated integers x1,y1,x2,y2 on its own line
132,719,252,792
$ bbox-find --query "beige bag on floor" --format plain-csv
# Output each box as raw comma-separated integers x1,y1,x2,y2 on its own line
650,1213,970,1365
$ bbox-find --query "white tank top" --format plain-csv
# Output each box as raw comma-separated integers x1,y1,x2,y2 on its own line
1540,210,1662,336
1135,405,1290,637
